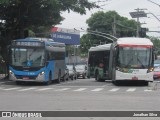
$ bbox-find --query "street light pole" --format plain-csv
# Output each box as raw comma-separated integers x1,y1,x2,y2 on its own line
147,12,160,22
80,28,117,41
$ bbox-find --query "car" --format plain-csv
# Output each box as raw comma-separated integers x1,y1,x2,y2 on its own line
153,66,160,80
66,65,77,80
154,59,160,68
75,64,87,79
153,59,160,80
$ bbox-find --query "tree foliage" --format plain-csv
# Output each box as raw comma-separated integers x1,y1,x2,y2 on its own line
149,36,160,55
0,0,97,39
80,11,138,55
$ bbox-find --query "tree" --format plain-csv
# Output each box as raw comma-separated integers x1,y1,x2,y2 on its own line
80,11,138,55
0,0,97,63
149,36,160,55
0,0,97,38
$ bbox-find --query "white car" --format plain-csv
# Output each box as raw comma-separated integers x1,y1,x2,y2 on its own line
75,64,87,79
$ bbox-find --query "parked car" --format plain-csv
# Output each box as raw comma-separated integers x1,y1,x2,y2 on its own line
154,59,160,80
75,64,87,79
66,65,77,80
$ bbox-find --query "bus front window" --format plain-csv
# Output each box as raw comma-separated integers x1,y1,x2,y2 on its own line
11,48,45,67
117,46,152,69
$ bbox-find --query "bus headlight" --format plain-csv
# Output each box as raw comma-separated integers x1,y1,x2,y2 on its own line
9,70,13,74
40,71,45,75
147,67,154,73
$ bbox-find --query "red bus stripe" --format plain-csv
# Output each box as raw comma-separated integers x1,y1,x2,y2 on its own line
118,44,153,48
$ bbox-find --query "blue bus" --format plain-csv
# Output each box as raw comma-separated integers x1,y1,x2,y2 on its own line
9,38,66,85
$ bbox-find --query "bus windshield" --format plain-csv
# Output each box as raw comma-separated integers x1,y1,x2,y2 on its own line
11,48,45,67
117,46,152,69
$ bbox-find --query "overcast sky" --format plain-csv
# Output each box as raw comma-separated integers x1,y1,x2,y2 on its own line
57,0,160,37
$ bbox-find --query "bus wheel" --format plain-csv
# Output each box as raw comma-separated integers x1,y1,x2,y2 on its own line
95,71,100,81
144,81,148,86
56,71,61,83
45,73,52,85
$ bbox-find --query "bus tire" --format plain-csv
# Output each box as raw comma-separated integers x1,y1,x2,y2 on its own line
56,71,61,83
95,71,100,81
144,81,148,86
45,73,52,85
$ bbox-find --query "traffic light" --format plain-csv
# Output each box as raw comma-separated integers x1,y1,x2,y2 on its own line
139,28,147,37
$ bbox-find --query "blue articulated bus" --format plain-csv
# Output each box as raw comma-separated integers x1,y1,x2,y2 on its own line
9,37,66,85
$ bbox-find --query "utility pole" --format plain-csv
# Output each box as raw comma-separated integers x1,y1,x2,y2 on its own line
135,8,140,37
112,16,117,37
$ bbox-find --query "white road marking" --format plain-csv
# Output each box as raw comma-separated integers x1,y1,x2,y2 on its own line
109,88,120,92
144,89,152,92
55,88,70,91
91,88,104,92
18,87,37,91
126,88,136,92
36,88,53,91
3,87,21,91
74,88,87,91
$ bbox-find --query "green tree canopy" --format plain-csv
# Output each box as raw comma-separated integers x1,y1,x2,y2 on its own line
80,11,138,55
0,0,97,39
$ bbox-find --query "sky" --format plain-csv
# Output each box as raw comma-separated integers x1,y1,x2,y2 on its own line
57,0,160,37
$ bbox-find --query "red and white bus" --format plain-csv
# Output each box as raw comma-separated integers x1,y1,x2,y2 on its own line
108,37,154,85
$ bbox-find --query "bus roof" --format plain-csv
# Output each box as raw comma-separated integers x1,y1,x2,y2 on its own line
89,44,111,52
117,37,153,46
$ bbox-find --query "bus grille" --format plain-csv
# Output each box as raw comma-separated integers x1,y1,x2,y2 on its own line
15,75,37,80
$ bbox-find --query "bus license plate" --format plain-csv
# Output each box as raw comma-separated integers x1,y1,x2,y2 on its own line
132,76,138,80
23,77,29,80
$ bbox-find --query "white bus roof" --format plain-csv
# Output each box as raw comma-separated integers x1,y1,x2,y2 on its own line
89,44,111,52
117,37,153,46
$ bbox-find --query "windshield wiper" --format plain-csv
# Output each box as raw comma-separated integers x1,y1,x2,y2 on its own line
137,57,145,68
125,57,134,68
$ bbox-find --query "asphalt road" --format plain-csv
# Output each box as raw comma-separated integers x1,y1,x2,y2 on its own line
0,78,160,120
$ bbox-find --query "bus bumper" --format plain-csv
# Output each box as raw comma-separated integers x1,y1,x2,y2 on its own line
9,72,45,82
115,71,153,82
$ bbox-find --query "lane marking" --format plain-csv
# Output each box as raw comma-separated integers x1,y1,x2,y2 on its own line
3,87,21,91
36,88,53,91
91,88,104,92
18,87,37,91
126,88,136,92
109,88,120,92
74,88,87,91
144,89,152,92
55,88,70,91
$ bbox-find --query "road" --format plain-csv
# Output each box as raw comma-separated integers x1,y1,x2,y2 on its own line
0,78,160,120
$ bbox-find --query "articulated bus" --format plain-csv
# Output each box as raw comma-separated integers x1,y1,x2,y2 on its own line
88,44,111,82
109,37,154,85
88,37,154,85
9,38,66,85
